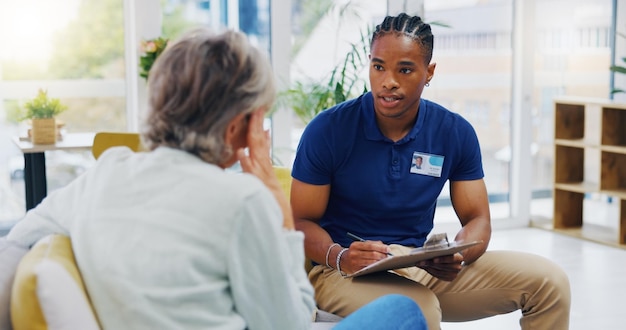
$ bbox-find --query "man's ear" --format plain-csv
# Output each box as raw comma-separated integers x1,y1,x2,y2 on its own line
427,62,437,78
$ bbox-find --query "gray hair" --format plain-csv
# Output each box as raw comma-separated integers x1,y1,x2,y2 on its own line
142,27,275,164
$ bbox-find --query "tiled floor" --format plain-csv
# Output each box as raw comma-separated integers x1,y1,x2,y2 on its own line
434,226,626,330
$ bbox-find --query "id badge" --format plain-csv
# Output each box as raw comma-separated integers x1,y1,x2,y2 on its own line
410,152,444,177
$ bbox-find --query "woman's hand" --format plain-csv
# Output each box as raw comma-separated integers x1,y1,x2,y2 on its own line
236,109,294,230
236,109,274,184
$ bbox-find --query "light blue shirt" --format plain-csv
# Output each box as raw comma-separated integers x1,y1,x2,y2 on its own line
9,146,316,330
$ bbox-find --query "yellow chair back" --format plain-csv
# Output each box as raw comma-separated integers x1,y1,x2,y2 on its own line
92,132,143,160
272,166,313,272
273,166,292,199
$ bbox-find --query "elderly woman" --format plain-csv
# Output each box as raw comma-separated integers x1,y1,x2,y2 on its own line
6,28,425,329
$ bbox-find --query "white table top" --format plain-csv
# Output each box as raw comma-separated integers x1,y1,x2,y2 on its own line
12,132,95,154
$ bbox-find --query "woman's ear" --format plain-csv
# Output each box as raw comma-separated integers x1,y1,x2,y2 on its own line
224,112,249,146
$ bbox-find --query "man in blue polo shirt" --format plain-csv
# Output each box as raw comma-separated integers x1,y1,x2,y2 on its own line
291,13,571,330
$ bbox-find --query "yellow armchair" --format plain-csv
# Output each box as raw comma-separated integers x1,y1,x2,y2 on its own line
91,132,143,160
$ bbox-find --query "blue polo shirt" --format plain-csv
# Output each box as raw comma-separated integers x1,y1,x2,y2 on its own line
292,92,484,248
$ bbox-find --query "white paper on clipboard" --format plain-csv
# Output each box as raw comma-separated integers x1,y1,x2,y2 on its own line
346,239,482,278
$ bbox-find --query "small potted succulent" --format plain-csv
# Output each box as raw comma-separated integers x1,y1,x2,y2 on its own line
23,89,67,144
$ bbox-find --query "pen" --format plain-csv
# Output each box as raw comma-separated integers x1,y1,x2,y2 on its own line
346,232,365,242
346,232,394,256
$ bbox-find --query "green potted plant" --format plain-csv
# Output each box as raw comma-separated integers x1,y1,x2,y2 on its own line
276,29,370,124
139,37,169,80
23,89,68,144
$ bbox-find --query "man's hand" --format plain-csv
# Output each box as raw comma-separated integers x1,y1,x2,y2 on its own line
340,241,392,274
416,252,464,281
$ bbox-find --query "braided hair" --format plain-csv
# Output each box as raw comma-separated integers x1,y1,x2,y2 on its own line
371,13,433,65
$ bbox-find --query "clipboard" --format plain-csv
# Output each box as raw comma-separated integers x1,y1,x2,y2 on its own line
346,234,483,278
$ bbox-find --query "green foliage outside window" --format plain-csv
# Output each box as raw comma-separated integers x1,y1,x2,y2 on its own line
291,0,333,56
47,0,126,79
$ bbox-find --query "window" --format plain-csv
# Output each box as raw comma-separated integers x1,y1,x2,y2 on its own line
424,0,514,220
0,0,126,228
0,0,272,231
530,0,613,222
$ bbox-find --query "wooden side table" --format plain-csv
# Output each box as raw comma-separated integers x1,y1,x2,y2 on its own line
12,133,95,210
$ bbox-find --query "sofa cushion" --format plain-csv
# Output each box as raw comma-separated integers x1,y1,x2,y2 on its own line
315,309,344,322
0,237,28,330
10,234,99,330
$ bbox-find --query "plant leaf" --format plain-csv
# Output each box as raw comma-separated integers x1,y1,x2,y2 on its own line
610,65,626,74
610,88,625,95
22,88,67,119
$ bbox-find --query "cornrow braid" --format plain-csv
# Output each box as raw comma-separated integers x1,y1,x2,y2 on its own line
371,13,434,64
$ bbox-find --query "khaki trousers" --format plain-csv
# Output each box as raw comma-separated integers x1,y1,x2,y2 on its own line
309,248,570,330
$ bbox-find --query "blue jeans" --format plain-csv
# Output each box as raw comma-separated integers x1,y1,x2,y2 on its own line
333,294,427,330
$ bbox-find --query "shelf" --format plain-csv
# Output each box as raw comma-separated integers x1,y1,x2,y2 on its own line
601,106,626,147
554,139,598,148
552,95,614,105
555,225,624,249
531,219,626,250
554,103,584,140
554,182,599,194
553,189,583,228
554,145,584,184
601,145,626,154
553,97,626,245
600,151,626,195
554,184,626,203
600,188,626,200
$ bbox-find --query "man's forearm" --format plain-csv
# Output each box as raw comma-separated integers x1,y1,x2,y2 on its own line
454,216,491,264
